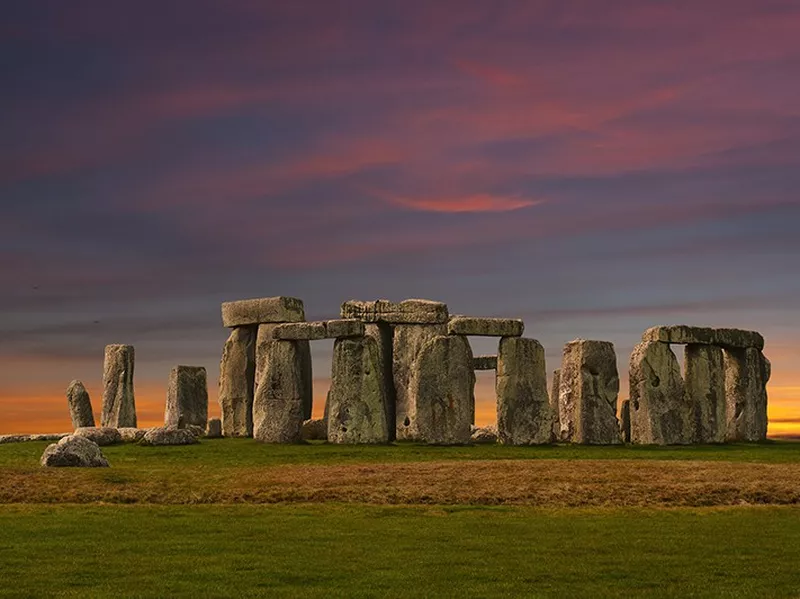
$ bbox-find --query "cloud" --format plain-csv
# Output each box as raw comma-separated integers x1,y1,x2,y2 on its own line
388,194,545,213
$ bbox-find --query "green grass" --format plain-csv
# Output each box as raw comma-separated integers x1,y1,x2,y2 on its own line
1,504,799,598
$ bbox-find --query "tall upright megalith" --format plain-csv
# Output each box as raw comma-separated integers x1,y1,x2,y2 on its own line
218,326,256,437
558,339,620,444
252,339,305,443
685,344,726,443
496,337,553,445
165,366,208,429
101,344,136,428
66,380,95,429
724,347,769,441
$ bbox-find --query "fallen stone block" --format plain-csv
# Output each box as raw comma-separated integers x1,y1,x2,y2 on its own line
0,435,32,444
29,433,70,442
140,427,199,446
724,347,769,441
301,418,327,441
219,326,257,437
341,299,449,324
165,366,208,429
118,427,147,443
253,340,306,443
472,355,497,370
101,344,136,428
206,418,222,438
685,344,726,443
447,316,524,337
66,380,95,429
74,427,123,446
642,326,764,351
221,296,305,327
40,435,109,467
470,425,498,444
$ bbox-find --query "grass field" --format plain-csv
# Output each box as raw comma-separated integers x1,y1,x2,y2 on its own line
2,440,800,597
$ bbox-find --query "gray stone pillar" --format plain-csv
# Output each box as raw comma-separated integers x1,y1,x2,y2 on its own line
255,325,312,425
252,339,305,443
327,336,389,444
685,344,726,443
165,366,208,429
724,347,769,441
496,337,553,445
629,341,692,444
558,339,621,444
218,326,256,437
365,322,396,440
101,344,136,428
66,380,95,429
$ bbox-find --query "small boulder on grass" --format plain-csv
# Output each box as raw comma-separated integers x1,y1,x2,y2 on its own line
139,427,198,446
118,428,147,443
301,418,327,441
74,427,122,446
40,435,109,467
470,425,498,444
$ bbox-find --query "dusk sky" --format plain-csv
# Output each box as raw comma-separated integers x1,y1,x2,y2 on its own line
2,1,799,434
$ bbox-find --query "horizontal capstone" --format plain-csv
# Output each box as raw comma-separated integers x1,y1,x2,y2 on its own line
341,299,448,324
447,316,524,337
273,319,365,340
642,325,764,350
221,297,305,327
472,355,498,370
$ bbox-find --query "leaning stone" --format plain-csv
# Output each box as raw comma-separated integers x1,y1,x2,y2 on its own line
341,299,449,324
496,337,553,445
327,336,390,444
472,355,497,370
559,339,621,445
724,348,769,442
619,399,631,443
74,427,123,446
550,369,561,441
140,427,199,446
629,341,692,445
118,427,147,443
471,425,498,444
206,418,222,438
409,335,474,444
66,380,95,428
40,435,109,467
364,322,396,440
221,296,305,327
685,344,726,443
253,340,306,443
219,326,257,437
301,418,327,441
393,323,448,440
642,326,764,351
447,316,524,337
101,344,136,428
165,366,208,429
255,325,313,422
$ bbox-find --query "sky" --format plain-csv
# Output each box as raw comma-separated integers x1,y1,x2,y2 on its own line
1,1,799,435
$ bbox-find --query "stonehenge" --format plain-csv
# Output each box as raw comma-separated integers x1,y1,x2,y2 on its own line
101,344,136,428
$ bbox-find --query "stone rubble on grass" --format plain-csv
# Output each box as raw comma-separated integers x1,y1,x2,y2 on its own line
139,427,199,446
470,425,498,444
40,435,109,467
73,426,123,446
118,427,148,443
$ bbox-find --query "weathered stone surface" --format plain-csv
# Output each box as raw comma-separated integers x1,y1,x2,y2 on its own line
273,319,365,340
642,326,764,351
620,399,631,443
393,323,448,440
470,425,498,444
140,427,199,446
496,337,553,445
255,326,313,422
101,344,136,428
0,434,69,443
559,339,621,445
206,418,222,438
219,326,256,437
74,427,122,446
364,323,396,440
253,340,305,443
301,418,327,441
118,427,147,443
724,347,769,442
40,435,109,467
327,337,389,444
447,316,524,337
341,299,448,324
0,435,32,444
66,380,95,429
550,369,561,441
165,366,208,429
409,335,474,444
685,344,726,443
472,355,498,370
221,296,305,327
629,341,692,445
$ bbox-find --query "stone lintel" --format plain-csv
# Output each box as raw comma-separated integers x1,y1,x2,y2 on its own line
273,319,365,340
642,325,764,350
341,299,448,324
447,316,524,337
472,355,498,370
221,297,305,328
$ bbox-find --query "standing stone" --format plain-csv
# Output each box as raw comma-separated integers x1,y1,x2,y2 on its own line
393,323,448,440
364,323,396,440
165,366,208,429
629,341,692,445
101,344,136,428
408,335,474,444
206,418,222,438
496,337,553,445
620,399,631,443
327,336,389,444
724,347,769,442
255,325,313,422
559,340,621,444
253,340,305,443
66,380,95,429
219,326,256,437
685,344,726,443
550,369,561,441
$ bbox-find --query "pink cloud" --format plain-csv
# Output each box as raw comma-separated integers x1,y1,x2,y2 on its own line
388,194,544,213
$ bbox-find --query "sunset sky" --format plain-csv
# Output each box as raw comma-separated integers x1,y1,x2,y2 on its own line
2,1,799,435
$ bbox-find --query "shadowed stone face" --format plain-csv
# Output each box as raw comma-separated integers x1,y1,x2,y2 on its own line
101,344,136,428
629,341,692,445
559,340,621,445
619,399,631,443
496,337,553,445
550,369,561,440
409,335,474,445
364,323,396,440
252,340,306,443
66,380,95,429
218,326,256,437
724,347,769,442
165,366,208,429
685,344,726,443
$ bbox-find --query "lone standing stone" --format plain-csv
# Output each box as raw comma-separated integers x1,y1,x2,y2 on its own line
629,341,692,445
253,340,305,443
685,344,726,443
559,340,621,444
408,335,474,444
496,337,553,445
165,366,208,429
66,380,95,429
219,327,256,437
327,336,389,444
101,344,136,428
724,347,769,442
